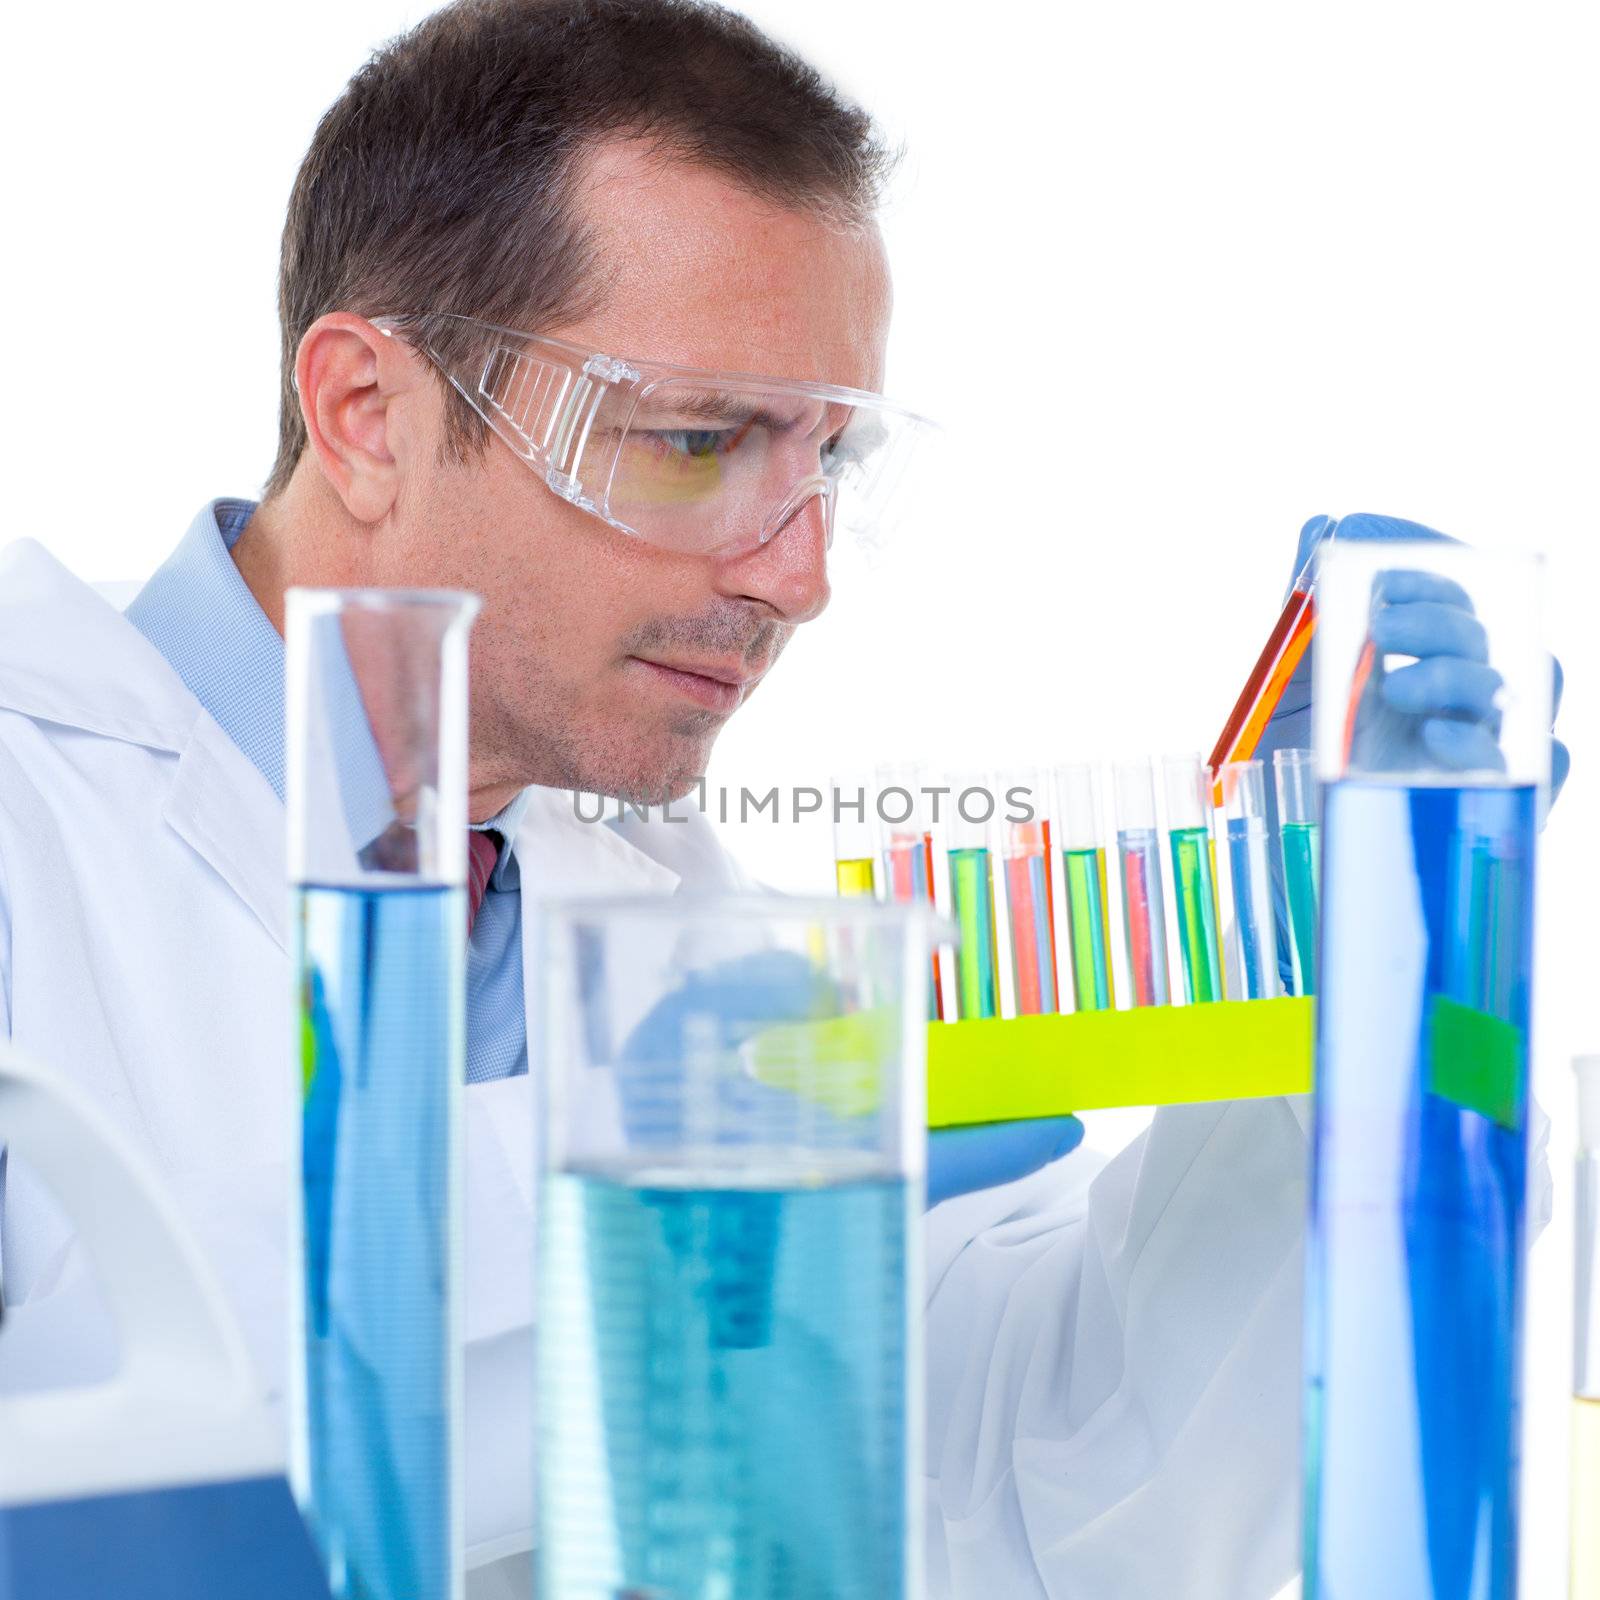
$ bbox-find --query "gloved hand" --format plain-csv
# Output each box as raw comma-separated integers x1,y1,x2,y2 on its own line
620,949,1084,1208
1258,512,1569,802
925,1116,1085,1206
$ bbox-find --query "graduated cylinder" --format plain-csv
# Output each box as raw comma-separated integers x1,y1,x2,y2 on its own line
286,587,479,1600
1303,543,1547,1600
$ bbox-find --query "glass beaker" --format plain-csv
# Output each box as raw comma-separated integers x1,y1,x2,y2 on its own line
534,894,933,1600
286,587,479,1600
1303,542,1548,1599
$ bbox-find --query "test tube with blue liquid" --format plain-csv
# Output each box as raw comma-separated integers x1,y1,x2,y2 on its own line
1303,542,1548,1599
947,776,1000,1020
1273,747,1320,996
535,896,932,1599
1054,762,1115,1012
1001,769,1058,1015
1162,754,1224,1004
1112,758,1170,1008
1218,759,1280,1001
286,588,477,1600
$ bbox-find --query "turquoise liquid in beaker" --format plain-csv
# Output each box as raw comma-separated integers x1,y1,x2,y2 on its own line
294,883,462,1600
538,1164,912,1600
1305,782,1533,1600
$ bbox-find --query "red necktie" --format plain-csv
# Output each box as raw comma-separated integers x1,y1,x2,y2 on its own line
466,829,503,935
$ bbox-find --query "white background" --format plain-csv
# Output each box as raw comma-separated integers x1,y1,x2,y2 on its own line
4,1,1597,1592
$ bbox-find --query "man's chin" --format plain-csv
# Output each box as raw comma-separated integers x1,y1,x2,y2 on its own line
574,742,715,809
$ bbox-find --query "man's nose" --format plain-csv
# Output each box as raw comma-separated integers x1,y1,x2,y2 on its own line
718,486,833,623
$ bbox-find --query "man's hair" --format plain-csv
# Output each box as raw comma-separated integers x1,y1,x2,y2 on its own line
266,0,893,499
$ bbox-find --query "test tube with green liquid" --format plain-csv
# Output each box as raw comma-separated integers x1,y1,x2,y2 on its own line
1272,747,1319,996
831,773,878,898
1112,758,1170,1008
1054,762,1115,1012
1163,754,1224,1004
948,775,1000,1020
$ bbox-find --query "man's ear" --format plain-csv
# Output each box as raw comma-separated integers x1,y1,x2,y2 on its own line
295,313,417,523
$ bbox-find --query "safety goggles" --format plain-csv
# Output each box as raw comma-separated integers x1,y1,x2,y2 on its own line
375,313,937,558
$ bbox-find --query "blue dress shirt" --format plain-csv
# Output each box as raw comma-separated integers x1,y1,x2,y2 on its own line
127,500,530,1083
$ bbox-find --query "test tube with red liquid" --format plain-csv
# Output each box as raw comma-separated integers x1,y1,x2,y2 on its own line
1000,769,1058,1015
877,763,944,1019
1112,758,1171,1008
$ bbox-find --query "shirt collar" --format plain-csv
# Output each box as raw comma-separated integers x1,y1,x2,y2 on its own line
127,498,530,880
127,498,287,799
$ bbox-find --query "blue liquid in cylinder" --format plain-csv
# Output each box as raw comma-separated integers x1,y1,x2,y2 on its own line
1305,783,1534,1600
539,1165,913,1599
293,884,464,1600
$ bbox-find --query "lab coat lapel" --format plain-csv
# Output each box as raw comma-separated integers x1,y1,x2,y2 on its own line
162,716,289,953
0,537,290,954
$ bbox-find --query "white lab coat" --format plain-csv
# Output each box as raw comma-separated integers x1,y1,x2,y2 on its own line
0,536,1551,1598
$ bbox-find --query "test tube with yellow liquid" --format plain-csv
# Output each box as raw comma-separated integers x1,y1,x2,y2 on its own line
831,773,879,898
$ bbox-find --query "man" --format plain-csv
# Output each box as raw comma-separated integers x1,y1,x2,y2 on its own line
0,1,1564,1596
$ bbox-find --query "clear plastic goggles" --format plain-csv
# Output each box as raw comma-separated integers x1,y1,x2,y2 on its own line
376,313,937,558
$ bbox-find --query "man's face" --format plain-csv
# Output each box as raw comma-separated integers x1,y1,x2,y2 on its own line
377,142,892,803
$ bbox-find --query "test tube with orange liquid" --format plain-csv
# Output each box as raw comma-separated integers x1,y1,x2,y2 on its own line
1206,527,1338,801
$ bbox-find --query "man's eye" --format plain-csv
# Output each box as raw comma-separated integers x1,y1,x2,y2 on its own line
641,428,740,459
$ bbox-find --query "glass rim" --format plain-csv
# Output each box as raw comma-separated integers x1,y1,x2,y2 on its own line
536,891,950,933
285,584,483,616
1313,538,1548,576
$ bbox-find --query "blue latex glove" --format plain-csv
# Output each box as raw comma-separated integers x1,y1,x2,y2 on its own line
1259,512,1569,800
925,1117,1085,1206
620,950,1084,1207
1256,513,1568,991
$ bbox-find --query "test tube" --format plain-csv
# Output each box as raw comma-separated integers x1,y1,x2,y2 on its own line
1273,747,1320,996
1055,762,1115,1012
1574,1056,1600,1599
831,773,878,898
1112,759,1170,1008
287,589,477,1600
947,774,1000,1020
877,763,945,1020
1163,754,1223,1004
1206,521,1336,795
1218,760,1279,1000
999,770,1057,1016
